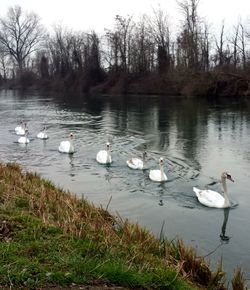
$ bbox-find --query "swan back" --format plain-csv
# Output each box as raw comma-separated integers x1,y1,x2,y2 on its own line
58,133,75,153
18,129,30,144
96,142,112,164
37,127,48,139
193,187,225,208
149,157,167,182
127,151,147,170
15,122,27,136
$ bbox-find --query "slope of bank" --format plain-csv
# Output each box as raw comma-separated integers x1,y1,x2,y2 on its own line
2,71,250,99
90,72,250,98
0,162,246,289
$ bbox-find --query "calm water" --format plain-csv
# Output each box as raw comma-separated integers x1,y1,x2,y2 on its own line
0,90,250,285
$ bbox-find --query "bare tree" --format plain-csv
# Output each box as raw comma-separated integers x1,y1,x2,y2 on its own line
236,21,247,70
130,15,155,74
176,0,201,71
105,15,134,74
0,5,45,72
212,21,235,69
147,6,172,74
231,23,240,69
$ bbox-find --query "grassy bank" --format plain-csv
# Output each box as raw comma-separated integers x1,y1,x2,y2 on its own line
0,162,246,289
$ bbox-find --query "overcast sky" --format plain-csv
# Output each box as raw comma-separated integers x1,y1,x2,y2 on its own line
0,0,249,34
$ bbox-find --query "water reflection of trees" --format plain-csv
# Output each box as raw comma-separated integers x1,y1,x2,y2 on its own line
51,94,250,164
87,97,247,161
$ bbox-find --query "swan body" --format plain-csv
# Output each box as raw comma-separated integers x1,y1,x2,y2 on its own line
15,122,27,135
149,157,167,182
58,133,75,154
193,172,234,208
96,143,112,164
37,127,48,139
127,151,147,170
18,129,30,144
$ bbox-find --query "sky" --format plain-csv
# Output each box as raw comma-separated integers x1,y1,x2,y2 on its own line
0,0,249,34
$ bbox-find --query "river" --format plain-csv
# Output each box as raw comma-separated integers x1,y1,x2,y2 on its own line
0,89,249,286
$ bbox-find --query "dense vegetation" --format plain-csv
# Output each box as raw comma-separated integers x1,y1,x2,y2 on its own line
0,1,250,97
0,161,247,289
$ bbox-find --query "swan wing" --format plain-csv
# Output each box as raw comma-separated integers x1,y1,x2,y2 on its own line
15,128,25,135
127,158,143,169
37,132,48,139
149,169,167,182
193,187,225,208
96,150,112,164
58,141,74,153
15,126,22,133
18,136,30,144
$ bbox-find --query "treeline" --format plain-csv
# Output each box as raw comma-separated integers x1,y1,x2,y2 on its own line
0,1,250,97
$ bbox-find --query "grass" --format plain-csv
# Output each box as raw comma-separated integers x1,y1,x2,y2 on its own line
0,161,247,289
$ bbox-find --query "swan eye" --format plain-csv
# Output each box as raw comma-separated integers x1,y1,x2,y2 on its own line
226,173,234,182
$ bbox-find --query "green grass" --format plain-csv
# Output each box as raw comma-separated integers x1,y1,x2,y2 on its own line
0,162,247,289
0,210,193,289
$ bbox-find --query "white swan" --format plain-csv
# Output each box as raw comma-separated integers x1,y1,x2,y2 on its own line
18,129,30,144
58,133,75,154
149,157,167,182
15,122,27,136
96,142,112,164
193,172,234,208
37,127,48,139
15,122,23,133
127,151,147,170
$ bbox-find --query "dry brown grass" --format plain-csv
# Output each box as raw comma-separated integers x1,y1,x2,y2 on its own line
232,267,247,290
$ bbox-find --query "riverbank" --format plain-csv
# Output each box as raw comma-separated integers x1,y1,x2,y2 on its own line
0,162,246,289
1,70,250,99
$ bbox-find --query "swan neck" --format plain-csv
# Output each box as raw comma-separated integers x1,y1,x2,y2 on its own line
106,148,111,163
160,164,164,181
221,176,229,206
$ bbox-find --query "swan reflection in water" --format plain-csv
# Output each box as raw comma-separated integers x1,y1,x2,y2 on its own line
220,208,230,242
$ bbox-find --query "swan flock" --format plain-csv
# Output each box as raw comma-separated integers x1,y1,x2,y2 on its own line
13,122,235,209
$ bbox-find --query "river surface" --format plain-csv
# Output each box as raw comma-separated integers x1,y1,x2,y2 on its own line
0,90,250,285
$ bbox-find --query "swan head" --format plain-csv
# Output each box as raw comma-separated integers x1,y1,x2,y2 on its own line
106,142,111,150
69,133,74,139
222,172,234,182
159,157,164,166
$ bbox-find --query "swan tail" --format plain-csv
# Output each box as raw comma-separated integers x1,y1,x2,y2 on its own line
193,187,202,197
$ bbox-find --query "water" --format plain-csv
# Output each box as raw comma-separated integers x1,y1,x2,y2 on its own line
0,90,250,285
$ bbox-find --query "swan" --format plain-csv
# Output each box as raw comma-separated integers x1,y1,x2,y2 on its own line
96,142,112,164
149,157,167,182
18,129,30,144
37,127,48,139
15,122,23,134
15,122,27,136
193,172,234,208
58,133,75,154
127,151,147,170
